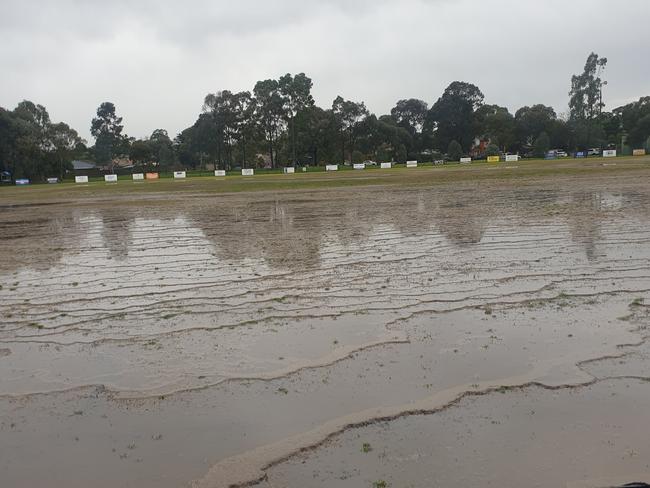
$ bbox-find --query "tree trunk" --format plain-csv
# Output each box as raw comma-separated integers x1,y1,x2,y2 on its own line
242,136,247,169
292,116,296,166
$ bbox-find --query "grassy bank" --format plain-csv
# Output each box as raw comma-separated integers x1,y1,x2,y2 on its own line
2,156,650,205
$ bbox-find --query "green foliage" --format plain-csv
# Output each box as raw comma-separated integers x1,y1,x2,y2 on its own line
333,95,369,162
428,81,484,151
569,52,607,121
4,64,650,181
476,105,515,150
351,150,364,164
279,73,314,165
0,102,84,181
91,102,125,166
391,98,428,136
485,143,500,157
615,97,650,148
533,132,551,158
447,140,463,161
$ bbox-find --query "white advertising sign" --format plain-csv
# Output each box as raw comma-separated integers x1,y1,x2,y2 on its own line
214,170,226,176
283,167,295,174
603,150,617,158
353,163,365,170
132,173,144,180
173,171,186,179
380,162,392,169
460,157,472,164
47,177,58,184
241,168,254,176
75,175,89,183
104,174,118,182
325,165,338,171
406,161,418,168
505,154,519,162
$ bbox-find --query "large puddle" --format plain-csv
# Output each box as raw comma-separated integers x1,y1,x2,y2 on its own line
1,176,650,487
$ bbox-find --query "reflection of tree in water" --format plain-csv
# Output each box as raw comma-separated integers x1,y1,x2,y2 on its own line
559,189,650,260
190,199,325,270
147,186,650,270
563,191,622,261
430,188,488,246
97,209,136,261
0,209,80,273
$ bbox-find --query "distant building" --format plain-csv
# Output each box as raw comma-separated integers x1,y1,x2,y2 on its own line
71,160,96,171
110,157,134,170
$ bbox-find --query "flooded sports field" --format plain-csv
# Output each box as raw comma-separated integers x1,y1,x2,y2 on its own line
1,168,650,487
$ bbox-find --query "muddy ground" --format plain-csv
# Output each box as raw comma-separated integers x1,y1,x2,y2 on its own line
1,169,650,487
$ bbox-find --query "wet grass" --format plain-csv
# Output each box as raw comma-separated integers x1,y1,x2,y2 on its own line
2,157,650,205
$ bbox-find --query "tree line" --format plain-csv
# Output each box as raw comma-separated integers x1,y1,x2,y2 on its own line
2,53,650,181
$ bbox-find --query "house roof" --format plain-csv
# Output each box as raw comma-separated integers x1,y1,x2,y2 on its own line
72,160,96,170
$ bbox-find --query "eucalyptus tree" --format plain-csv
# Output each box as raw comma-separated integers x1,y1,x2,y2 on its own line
90,102,125,169
569,52,608,148
427,81,484,151
332,96,369,163
279,73,314,165
253,79,286,168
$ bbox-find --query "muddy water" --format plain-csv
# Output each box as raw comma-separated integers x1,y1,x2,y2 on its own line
1,176,650,487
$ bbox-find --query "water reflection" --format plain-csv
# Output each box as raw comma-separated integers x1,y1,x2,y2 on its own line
0,186,649,277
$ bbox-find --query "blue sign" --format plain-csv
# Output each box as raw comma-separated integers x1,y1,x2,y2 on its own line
575,151,586,158
15,178,30,185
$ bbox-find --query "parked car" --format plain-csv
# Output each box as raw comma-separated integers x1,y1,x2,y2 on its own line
551,149,568,158
362,160,378,166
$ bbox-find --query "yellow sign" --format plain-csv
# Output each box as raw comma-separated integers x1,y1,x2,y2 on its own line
487,156,500,163
633,149,646,156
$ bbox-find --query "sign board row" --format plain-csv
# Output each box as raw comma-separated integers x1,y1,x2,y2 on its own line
603,149,617,158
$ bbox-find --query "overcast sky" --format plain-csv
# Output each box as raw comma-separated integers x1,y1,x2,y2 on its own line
1,0,648,142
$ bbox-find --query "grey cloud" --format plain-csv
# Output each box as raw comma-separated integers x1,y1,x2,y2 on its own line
0,0,648,141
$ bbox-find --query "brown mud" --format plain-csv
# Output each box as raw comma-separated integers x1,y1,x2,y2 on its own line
1,171,650,487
